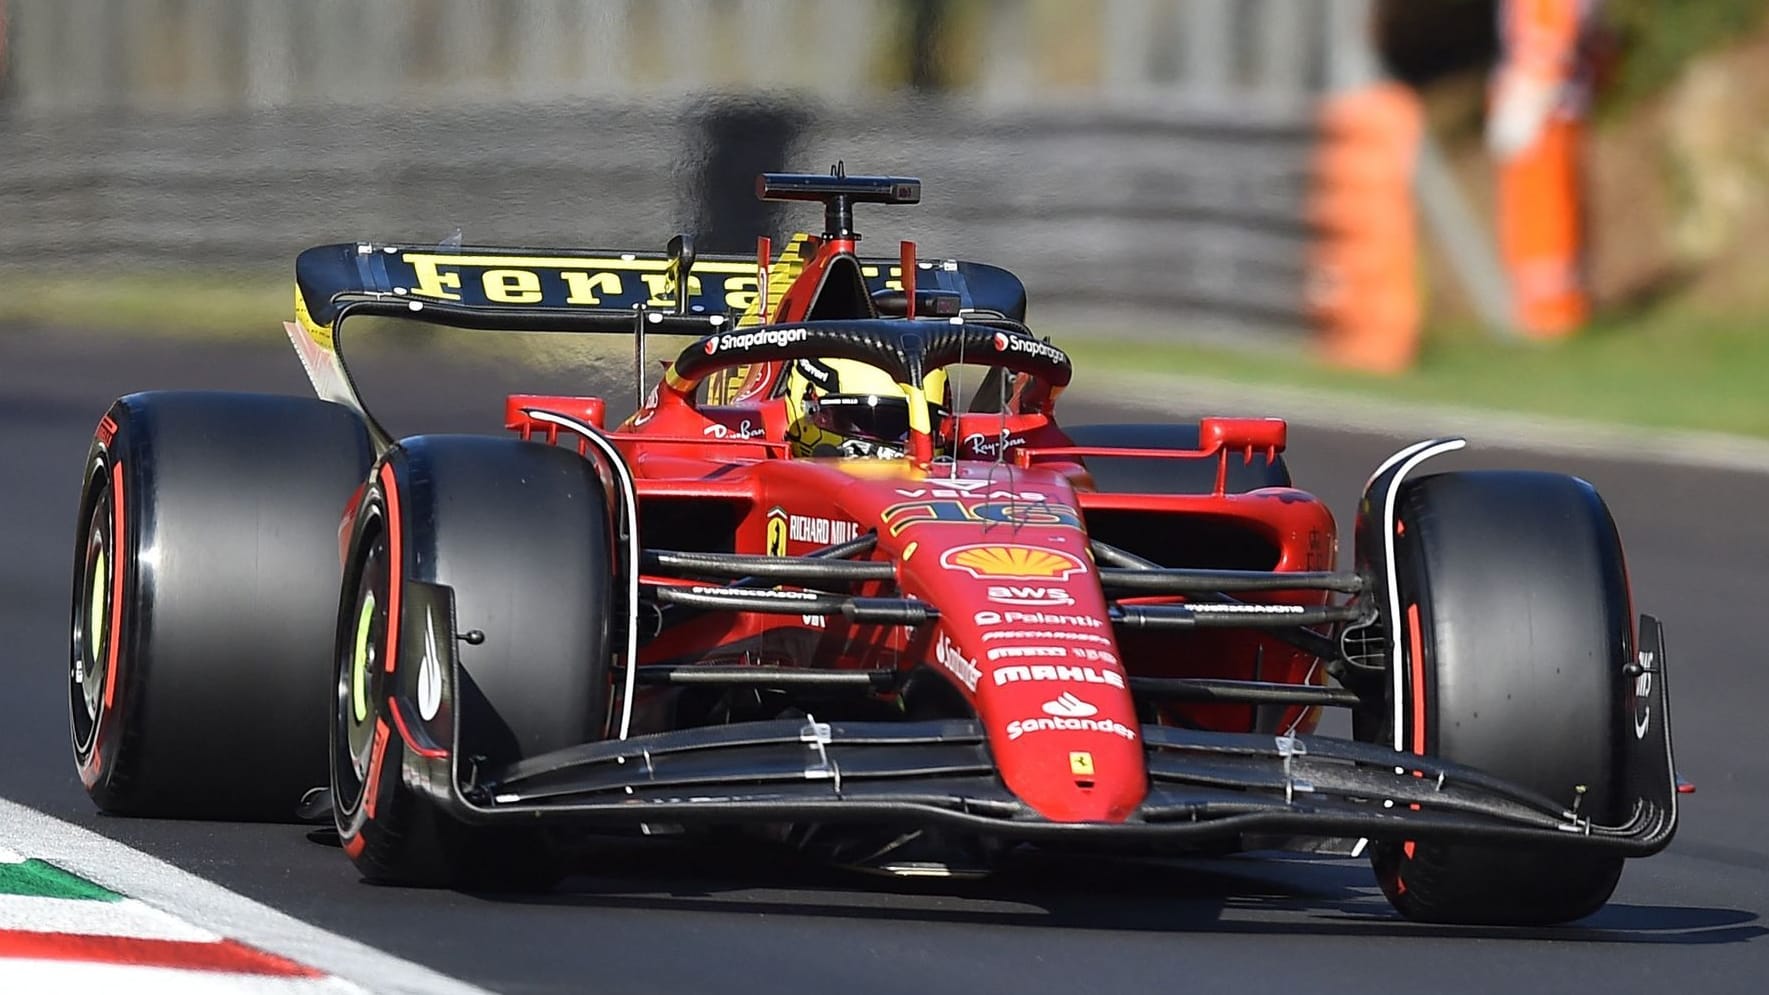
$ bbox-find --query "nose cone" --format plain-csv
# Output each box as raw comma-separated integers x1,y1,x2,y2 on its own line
977,657,1147,822
922,547,1148,823
832,462,1149,822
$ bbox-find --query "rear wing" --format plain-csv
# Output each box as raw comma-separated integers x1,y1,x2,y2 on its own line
285,237,1029,450
291,239,1028,339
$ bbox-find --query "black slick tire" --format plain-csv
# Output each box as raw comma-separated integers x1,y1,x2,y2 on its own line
1373,470,1631,925
332,435,614,889
70,392,374,820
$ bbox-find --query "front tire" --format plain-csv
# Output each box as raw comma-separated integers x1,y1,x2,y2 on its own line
70,392,373,820
1372,471,1631,925
332,435,615,888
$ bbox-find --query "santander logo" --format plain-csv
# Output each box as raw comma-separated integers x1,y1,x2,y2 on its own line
1041,693,1098,719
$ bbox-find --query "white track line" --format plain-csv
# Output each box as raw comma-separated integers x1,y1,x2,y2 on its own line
0,798,493,995
0,960,365,995
0,894,217,940
1071,369,1769,474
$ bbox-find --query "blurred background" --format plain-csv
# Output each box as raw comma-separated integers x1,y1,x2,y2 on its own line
1,0,1766,438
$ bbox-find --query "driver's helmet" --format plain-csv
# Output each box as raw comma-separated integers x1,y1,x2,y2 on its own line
783,358,950,459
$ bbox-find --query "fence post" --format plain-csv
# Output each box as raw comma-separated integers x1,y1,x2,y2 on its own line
243,0,294,108
1181,0,1233,106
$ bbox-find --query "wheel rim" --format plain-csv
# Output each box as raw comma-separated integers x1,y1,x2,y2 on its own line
71,487,112,754
335,515,390,806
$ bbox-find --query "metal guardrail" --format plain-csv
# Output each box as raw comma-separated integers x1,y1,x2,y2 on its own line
0,0,1384,335
4,0,1357,113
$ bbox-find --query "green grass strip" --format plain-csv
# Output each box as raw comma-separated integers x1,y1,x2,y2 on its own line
5,269,1767,440
0,858,122,901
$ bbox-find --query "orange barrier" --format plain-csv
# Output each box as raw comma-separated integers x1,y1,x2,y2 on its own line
1491,0,1597,338
1307,82,1424,374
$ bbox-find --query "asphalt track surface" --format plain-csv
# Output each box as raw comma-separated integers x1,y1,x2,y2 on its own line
3,328,1767,994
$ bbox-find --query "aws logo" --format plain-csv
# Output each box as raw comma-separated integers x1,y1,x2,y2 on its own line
986,585,1075,606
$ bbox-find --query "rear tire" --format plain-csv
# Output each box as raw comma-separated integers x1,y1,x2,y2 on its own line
332,436,615,888
70,392,373,820
1063,423,1290,494
1372,471,1631,925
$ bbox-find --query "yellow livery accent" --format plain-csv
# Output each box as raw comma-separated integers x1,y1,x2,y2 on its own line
293,285,333,352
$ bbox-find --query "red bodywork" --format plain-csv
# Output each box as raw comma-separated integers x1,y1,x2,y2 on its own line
500,232,1338,827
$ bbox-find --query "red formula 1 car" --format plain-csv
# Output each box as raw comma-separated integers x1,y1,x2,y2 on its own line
69,172,1677,924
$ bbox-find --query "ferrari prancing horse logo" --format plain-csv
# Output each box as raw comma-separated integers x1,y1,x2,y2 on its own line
765,506,789,557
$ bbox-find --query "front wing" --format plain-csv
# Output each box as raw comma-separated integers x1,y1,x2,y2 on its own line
390,583,1677,856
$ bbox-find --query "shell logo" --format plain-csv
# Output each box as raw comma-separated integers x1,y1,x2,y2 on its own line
940,544,1085,580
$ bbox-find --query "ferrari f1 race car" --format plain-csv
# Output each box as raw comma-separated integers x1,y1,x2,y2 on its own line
69,171,1677,925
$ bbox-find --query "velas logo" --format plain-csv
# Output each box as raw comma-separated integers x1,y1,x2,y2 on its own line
942,544,1085,580
1041,692,1097,718
705,326,810,355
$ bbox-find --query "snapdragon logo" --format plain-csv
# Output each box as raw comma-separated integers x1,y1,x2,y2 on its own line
704,326,810,354
991,332,1069,365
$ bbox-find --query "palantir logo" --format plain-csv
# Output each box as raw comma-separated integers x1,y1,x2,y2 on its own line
1041,692,1097,719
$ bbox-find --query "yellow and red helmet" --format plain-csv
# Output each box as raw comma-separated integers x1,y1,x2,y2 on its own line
782,358,950,459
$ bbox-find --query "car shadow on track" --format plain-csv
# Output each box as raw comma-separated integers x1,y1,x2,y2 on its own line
476,838,1765,946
